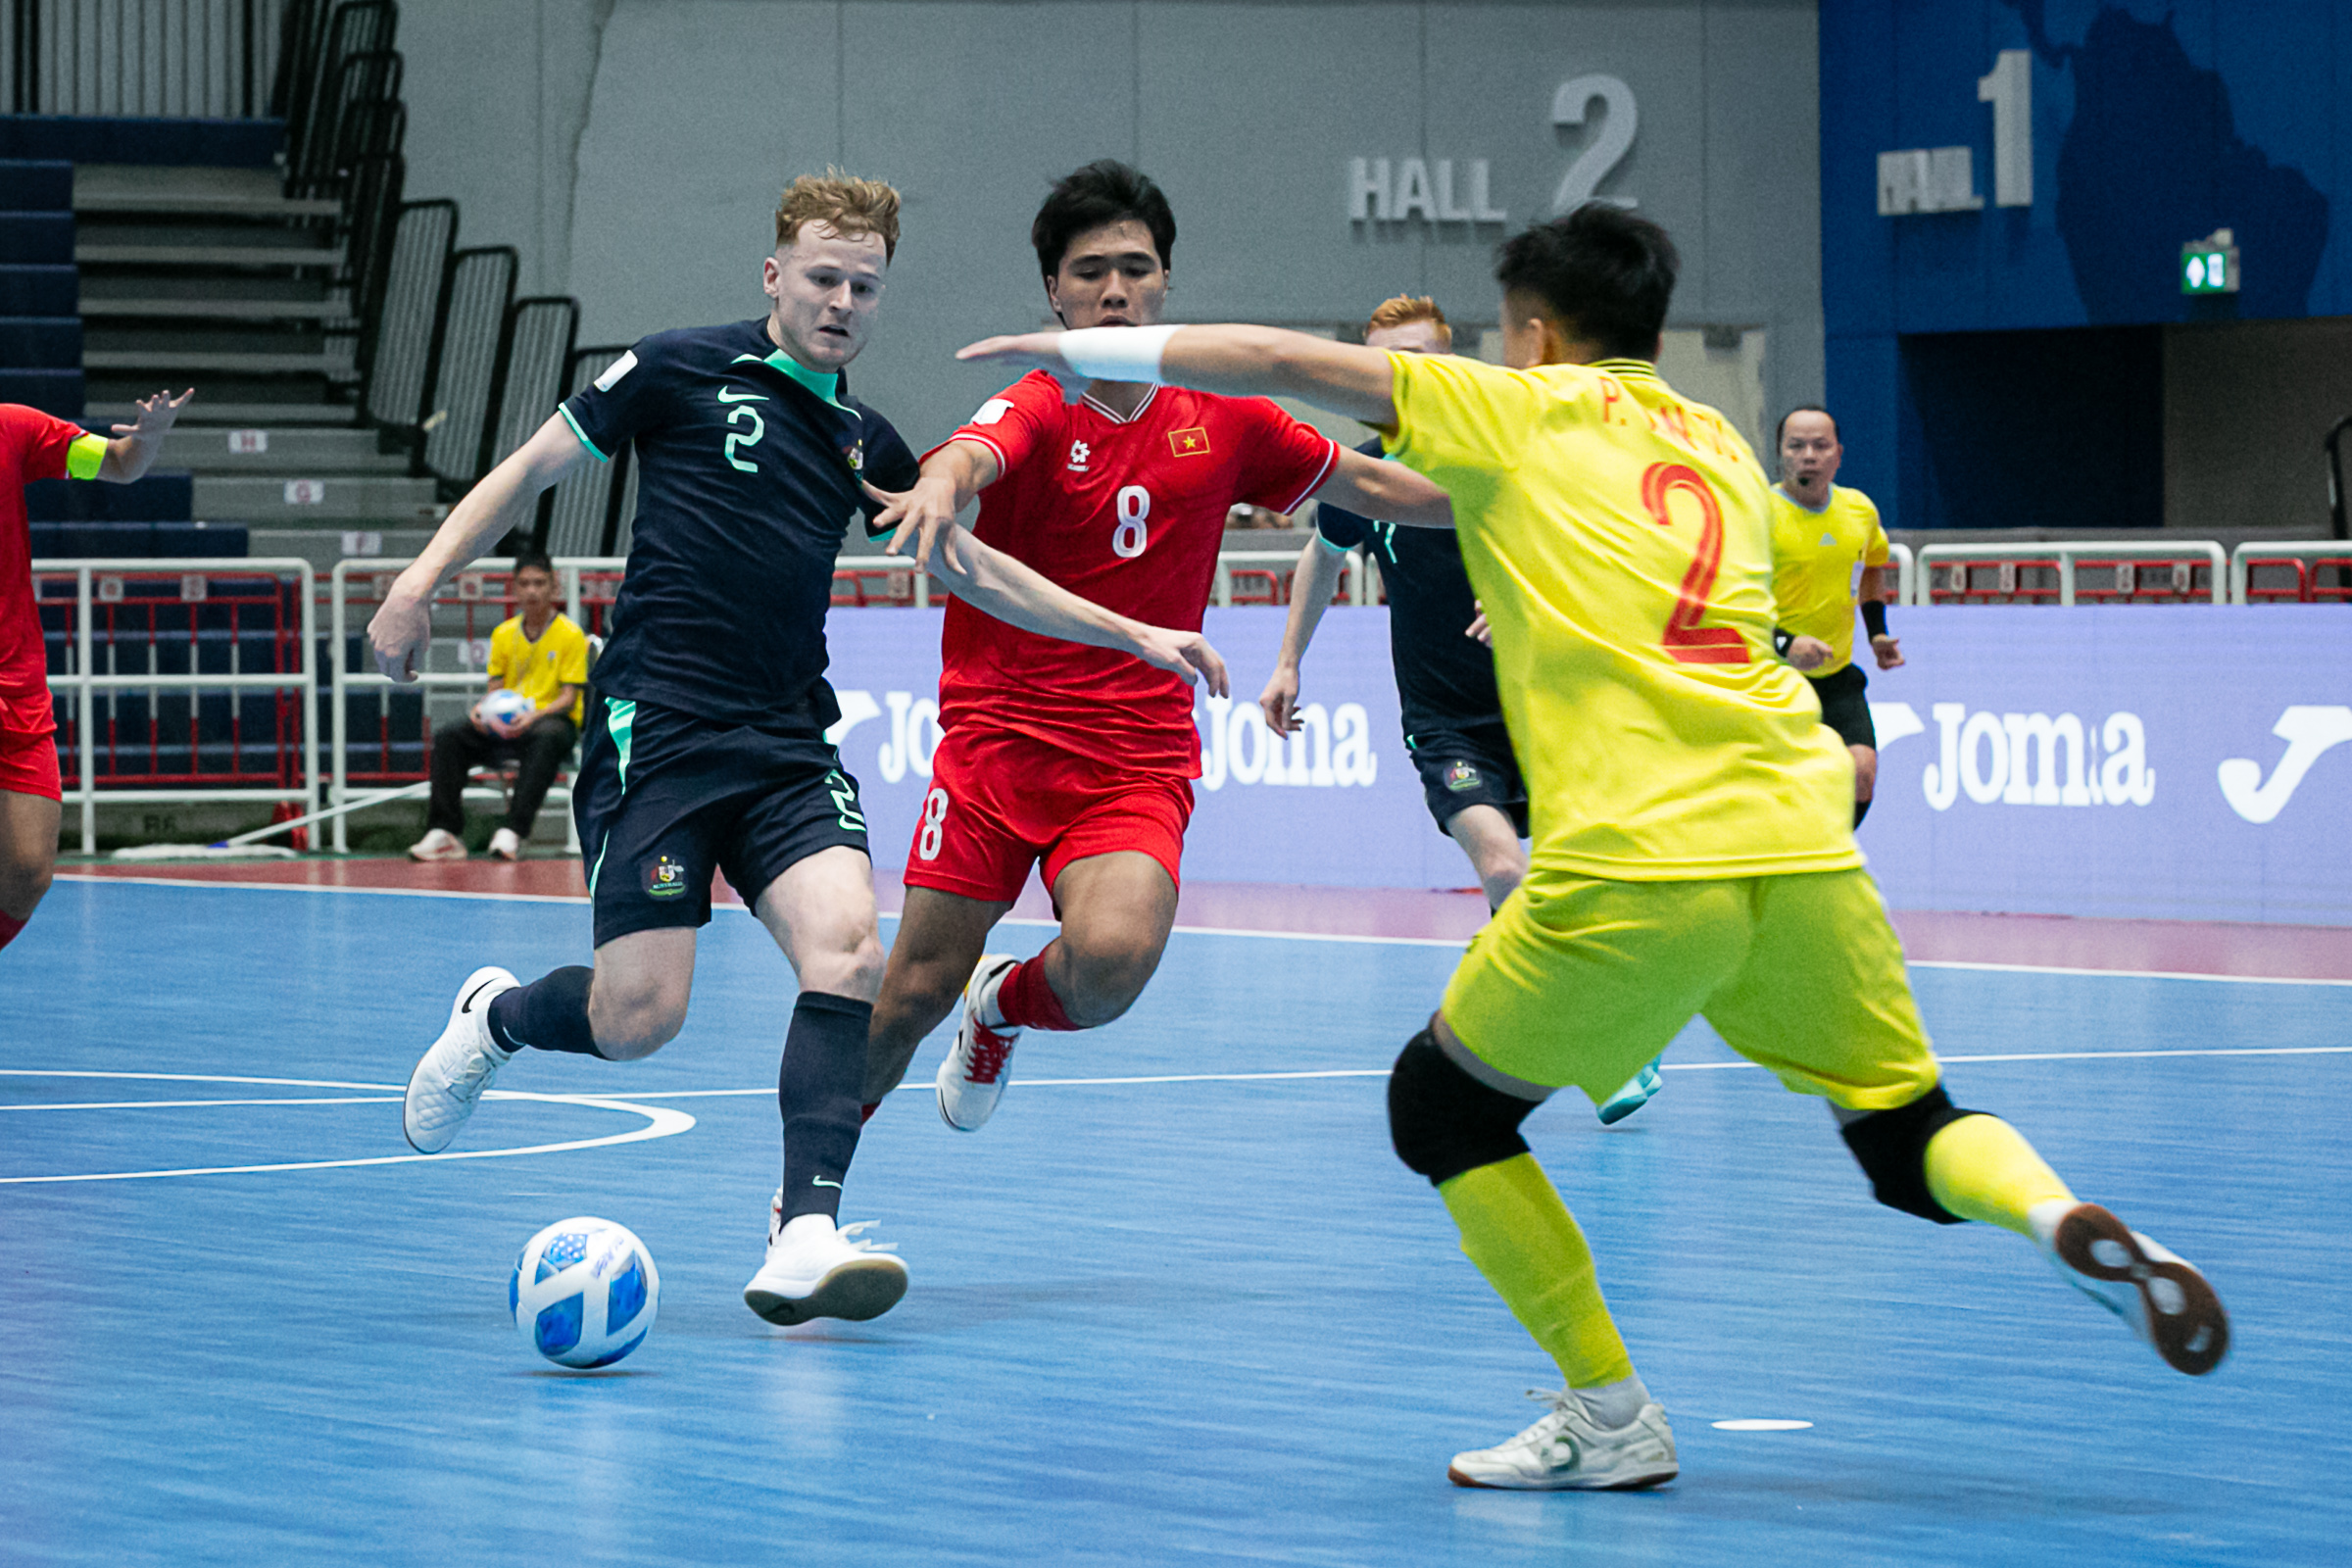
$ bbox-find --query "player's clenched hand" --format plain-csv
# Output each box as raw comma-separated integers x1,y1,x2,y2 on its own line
368,590,431,683
1133,626,1229,698
1259,664,1303,734
1786,634,1834,672
1871,634,1905,670
865,476,964,572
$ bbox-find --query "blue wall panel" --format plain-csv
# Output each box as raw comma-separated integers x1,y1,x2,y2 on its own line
1822,0,2350,526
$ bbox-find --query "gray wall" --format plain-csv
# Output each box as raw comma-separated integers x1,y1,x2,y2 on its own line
2164,318,2352,535
399,0,1823,451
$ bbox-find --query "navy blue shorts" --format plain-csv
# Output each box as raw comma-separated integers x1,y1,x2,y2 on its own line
573,696,869,949
1405,719,1530,839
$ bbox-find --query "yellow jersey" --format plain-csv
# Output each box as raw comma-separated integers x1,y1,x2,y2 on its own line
1385,353,1857,881
1768,484,1888,676
488,612,591,725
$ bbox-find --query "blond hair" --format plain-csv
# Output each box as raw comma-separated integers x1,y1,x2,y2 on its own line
1364,294,1450,346
774,170,901,262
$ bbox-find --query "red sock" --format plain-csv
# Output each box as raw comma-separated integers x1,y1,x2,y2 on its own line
996,956,1080,1032
0,909,23,953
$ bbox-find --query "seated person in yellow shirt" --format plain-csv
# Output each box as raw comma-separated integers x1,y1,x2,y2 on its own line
954,201,2230,1494
1769,406,1903,824
409,549,589,862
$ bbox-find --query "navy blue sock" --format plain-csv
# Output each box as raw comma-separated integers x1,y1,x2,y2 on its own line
778,992,874,1225
486,966,602,1055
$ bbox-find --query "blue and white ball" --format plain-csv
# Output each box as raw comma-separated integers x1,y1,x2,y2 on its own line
480,688,537,727
509,1217,660,1368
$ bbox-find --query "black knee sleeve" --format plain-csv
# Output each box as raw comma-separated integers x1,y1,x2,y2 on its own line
1388,1030,1541,1187
1839,1085,1977,1224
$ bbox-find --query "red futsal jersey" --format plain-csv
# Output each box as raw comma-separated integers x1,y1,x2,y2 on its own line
937,371,1337,775
0,404,85,734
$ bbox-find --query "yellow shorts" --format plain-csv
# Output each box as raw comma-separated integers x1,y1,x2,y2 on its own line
1441,866,1939,1112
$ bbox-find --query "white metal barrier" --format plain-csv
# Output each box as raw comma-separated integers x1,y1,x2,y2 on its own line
1912,540,2227,606
327,557,626,854
1212,546,1378,608
34,558,319,855
2228,541,2352,605
1884,541,1915,607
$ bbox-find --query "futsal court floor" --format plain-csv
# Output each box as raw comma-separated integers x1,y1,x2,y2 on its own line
4,862,2347,1566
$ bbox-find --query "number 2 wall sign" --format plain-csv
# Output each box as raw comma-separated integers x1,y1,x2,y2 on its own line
1346,74,1638,226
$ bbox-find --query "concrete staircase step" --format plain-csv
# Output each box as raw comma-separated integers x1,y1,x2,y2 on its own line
195,474,447,525
88,399,359,426
76,241,346,270
74,189,343,220
81,297,350,321
165,426,410,475
84,348,349,375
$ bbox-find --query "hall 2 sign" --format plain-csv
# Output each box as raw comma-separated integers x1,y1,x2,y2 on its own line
1348,74,1638,225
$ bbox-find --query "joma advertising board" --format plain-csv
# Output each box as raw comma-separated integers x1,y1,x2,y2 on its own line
825,605,2352,925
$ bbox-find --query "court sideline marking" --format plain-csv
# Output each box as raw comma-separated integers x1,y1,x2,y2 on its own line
51,872,2352,986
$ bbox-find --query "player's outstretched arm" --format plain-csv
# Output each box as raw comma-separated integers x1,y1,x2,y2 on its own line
958,325,1400,428
1312,446,1452,529
866,439,1001,572
96,388,194,482
926,523,1229,696
1260,536,1345,734
368,415,590,683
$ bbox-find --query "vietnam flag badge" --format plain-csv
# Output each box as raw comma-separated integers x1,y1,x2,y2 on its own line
1167,426,1211,459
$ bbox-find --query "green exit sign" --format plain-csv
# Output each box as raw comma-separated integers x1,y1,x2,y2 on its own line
2182,229,2240,295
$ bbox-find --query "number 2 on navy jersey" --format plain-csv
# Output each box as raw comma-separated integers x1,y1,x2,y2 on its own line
724,405,764,472
1112,485,1150,558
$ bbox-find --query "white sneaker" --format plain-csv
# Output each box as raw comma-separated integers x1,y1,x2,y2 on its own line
408,827,467,862
2046,1202,2229,1375
935,954,1021,1132
488,827,522,861
401,966,518,1152
1447,1391,1679,1491
743,1195,909,1325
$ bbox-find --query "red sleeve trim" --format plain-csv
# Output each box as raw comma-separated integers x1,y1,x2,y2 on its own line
920,431,1011,471
1273,438,1341,515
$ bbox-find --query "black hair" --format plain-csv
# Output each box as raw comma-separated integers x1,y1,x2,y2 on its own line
1492,202,1679,361
510,547,555,578
1032,160,1176,282
1775,405,1840,448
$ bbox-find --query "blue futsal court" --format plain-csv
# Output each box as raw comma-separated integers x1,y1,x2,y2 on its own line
4,875,2347,1566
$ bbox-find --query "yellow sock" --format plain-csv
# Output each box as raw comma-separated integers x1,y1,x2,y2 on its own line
1923,1114,2075,1238
1440,1153,1635,1389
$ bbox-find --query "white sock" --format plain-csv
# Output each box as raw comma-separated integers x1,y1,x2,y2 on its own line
1572,1373,1651,1429
2027,1197,2076,1252
975,964,1012,1030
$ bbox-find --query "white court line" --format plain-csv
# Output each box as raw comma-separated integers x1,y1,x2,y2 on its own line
0,1095,397,1112
601,1044,2352,1101
54,872,2352,981
0,1072,694,1185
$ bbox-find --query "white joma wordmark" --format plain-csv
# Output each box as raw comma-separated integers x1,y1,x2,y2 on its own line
2218,706,2352,823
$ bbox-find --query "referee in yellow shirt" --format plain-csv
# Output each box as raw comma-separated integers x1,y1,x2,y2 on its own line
956,202,2230,1492
409,549,589,862
1769,407,1902,824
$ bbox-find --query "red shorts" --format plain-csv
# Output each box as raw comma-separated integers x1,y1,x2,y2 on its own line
0,712,61,802
902,724,1194,906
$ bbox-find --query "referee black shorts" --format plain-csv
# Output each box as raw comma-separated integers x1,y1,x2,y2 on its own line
1405,719,1530,839
573,696,869,949
1806,662,1878,752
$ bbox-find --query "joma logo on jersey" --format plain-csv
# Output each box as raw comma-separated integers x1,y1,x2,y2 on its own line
1068,440,1091,471
643,855,689,898
1168,426,1211,458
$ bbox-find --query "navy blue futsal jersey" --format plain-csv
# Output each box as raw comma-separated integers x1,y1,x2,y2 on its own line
1313,437,1500,733
560,319,919,726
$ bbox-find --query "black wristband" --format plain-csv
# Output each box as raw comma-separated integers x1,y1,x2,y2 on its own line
1772,627,1794,658
1860,600,1889,640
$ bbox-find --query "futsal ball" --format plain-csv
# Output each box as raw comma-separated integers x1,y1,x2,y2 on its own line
480,688,536,727
510,1217,660,1368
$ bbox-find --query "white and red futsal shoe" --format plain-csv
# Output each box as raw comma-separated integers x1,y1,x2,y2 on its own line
935,953,1021,1132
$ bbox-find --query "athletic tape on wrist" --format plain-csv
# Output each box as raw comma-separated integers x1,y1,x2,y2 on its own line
1057,325,1178,383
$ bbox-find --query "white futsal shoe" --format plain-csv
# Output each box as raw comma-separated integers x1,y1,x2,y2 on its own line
935,954,1021,1133
408,827,466,861
2042,1201,2230,1375
401,966,518,1153
1447,1392,1679,1491
743,1190,909,1325
487,827,522,861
